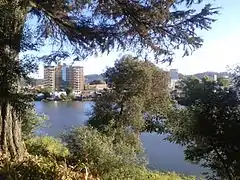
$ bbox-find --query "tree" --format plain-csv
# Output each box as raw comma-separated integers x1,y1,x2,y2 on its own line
65,87,72,96
231,65,240,87
217,77,230,87
0,0,218,158
21,107,47,140
61,126,145,178
41,88,51,99
88,56,170,139
26,136,69,159
164,77,240,179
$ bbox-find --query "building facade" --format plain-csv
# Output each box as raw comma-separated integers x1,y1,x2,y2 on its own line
61,63,68,89
44,66,56,91
55,63,62,90
44,64,84,93
68,66,84,93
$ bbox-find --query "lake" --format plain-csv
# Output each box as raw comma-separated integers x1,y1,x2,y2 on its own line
35,101,206,176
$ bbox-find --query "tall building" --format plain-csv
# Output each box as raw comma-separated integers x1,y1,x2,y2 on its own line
62,63,67,88
44,66,56,91
55,63,62,91
44,64,84,93
68,66,84,93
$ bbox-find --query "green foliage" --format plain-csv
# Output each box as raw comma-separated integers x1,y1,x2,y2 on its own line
231,65,240,87
26,136,69,159
40,88,52,99
0,155,85,180
164,77,240,179
60,93,67,100
217,77,230,87
88,56,170,134
103,166,196,180
23,0,218,62
86,56,170,178
21,107,48,139
65,87,73,96
0,154,194,180
176,76,222,106
61,126,145,177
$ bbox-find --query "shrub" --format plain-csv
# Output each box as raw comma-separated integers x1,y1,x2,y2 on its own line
61,126,145,177
26,136,69,159
0,155,86,180
21,107,48,139
60,93,67,100
0,154,194,180
103,166,196,180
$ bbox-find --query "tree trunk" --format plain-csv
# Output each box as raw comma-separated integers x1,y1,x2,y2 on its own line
0,103,25,158
0,1,28,159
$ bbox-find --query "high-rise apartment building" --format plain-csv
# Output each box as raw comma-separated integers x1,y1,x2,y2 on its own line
62,63,67,88
44,64,84,93
44,66,56,91
55,63,62,90
67,66,84,93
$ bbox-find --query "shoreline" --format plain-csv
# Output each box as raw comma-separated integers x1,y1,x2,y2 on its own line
35,98,95,102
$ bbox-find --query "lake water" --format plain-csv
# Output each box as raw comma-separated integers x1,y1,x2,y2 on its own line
35,101,206,176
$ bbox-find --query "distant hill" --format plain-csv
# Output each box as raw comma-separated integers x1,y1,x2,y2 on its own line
84,74,104,84
192,71,230,79
177,71,230,80
25,71,230,87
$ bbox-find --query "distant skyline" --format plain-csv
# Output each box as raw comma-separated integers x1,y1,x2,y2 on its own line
30,0,240,79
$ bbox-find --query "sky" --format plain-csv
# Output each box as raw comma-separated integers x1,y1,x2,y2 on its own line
33,0,240,78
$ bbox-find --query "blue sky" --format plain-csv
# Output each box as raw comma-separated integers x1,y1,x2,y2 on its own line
33,0,240,78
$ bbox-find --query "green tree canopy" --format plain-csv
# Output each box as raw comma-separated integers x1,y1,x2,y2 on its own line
164,77,240,179
88,55,170,135
65,87,73,96
61,126,145,177
217,77,230,87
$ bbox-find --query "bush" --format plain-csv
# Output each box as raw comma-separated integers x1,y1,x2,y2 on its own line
22,107,48,139
60,93,67,100
61,126,145,177
0,155,86,180
0,154,194,180
103,166,196,180
26,136,69,159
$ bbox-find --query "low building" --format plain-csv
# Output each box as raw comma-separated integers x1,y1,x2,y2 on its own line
88,83,108,91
